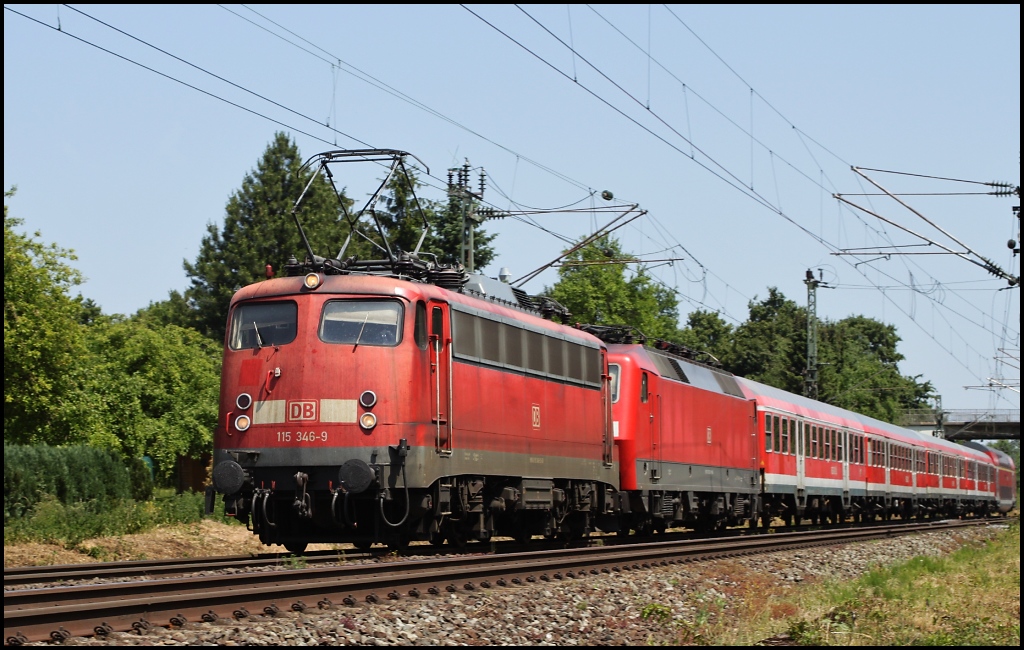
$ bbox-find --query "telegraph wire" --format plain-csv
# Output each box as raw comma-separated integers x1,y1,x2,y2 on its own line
4,6,352,150
11,5,1012,395
226,4,596,195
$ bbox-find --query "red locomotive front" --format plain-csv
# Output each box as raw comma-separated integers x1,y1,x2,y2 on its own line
211,270,620,551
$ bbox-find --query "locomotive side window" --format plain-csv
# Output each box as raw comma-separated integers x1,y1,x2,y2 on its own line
609,364,621,403
320,301,403,346
431,306,444,337
641,372,649,403
480,317,501,364
453,310,477,357
503,324,524,368
548,338,566,377
229,301,297,350
526,330,545,374
414,301,428,350
584,346,602,385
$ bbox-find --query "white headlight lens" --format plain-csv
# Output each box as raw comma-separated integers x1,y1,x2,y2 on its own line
359,412,377,429
234,414,252,432
304,273,322,289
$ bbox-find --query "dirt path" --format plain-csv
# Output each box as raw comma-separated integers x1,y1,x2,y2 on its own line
3,520,346,567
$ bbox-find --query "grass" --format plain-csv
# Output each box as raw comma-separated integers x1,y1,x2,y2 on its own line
727,521,1020,646
3,489,236,547
630,521,1018,646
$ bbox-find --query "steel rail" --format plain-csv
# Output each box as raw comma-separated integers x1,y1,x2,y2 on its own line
3,549,370,586
3,515,959,588
4,518,1002,645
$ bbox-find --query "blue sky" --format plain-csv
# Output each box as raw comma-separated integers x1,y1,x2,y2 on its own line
4,4,1019,412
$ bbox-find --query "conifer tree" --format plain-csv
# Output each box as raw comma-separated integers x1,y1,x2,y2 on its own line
183,133,351,340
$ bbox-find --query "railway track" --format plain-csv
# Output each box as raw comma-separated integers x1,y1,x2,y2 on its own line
3,518,1004,645
2,515,971,589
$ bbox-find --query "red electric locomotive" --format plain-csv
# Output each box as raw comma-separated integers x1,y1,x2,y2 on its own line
209,150,619,552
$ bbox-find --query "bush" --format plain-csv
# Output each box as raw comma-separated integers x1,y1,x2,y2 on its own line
4,443,149,521
3,490,210,546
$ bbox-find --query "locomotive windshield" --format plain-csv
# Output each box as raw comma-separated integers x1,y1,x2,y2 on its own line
228,301,298,350
319,300,403,347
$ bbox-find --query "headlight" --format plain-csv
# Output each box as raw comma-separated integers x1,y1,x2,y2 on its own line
359,390,377,408
359,412,377,430
304,273,323,290
234,414,252,432
236,393,252,410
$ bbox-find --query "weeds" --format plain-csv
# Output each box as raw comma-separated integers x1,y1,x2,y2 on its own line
3,490,229,547
284,554,308,569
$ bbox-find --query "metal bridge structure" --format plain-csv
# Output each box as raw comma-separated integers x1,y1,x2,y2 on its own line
900,409,1020,441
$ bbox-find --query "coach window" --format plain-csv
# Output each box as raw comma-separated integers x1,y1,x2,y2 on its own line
837,431,844,462
804,423,810,458
641,372,649,403
773,416,781,453
765,414,773,452
780,419,789,454
609,364,621,403
810,426,817,459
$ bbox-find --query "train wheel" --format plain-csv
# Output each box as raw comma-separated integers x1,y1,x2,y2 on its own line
429,530,446,547
284,541,308,555
387,535,410,553
353,540,373,551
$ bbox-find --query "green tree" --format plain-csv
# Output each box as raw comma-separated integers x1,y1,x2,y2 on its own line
80,318,221,481
4,187,90,444
727,288,807,393
817,315,932,421
677,310,734,365
546,234,679,339
697,288,931,422
182,132,352,341
374,165,442,259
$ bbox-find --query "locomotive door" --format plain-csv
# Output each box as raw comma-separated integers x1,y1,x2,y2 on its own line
428,302,452,454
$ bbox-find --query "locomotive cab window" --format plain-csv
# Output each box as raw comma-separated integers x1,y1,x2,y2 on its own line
414,301,428,350
319,300,403,346
229,301,297,350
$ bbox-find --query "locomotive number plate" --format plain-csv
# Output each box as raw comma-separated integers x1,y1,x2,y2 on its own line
277,431,328,443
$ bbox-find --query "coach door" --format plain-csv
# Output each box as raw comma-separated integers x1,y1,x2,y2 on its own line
796,420,806,494
841,430,851,507
428,302,452,454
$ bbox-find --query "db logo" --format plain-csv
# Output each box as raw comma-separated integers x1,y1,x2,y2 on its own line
531,404,541,429
288,401,317,422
